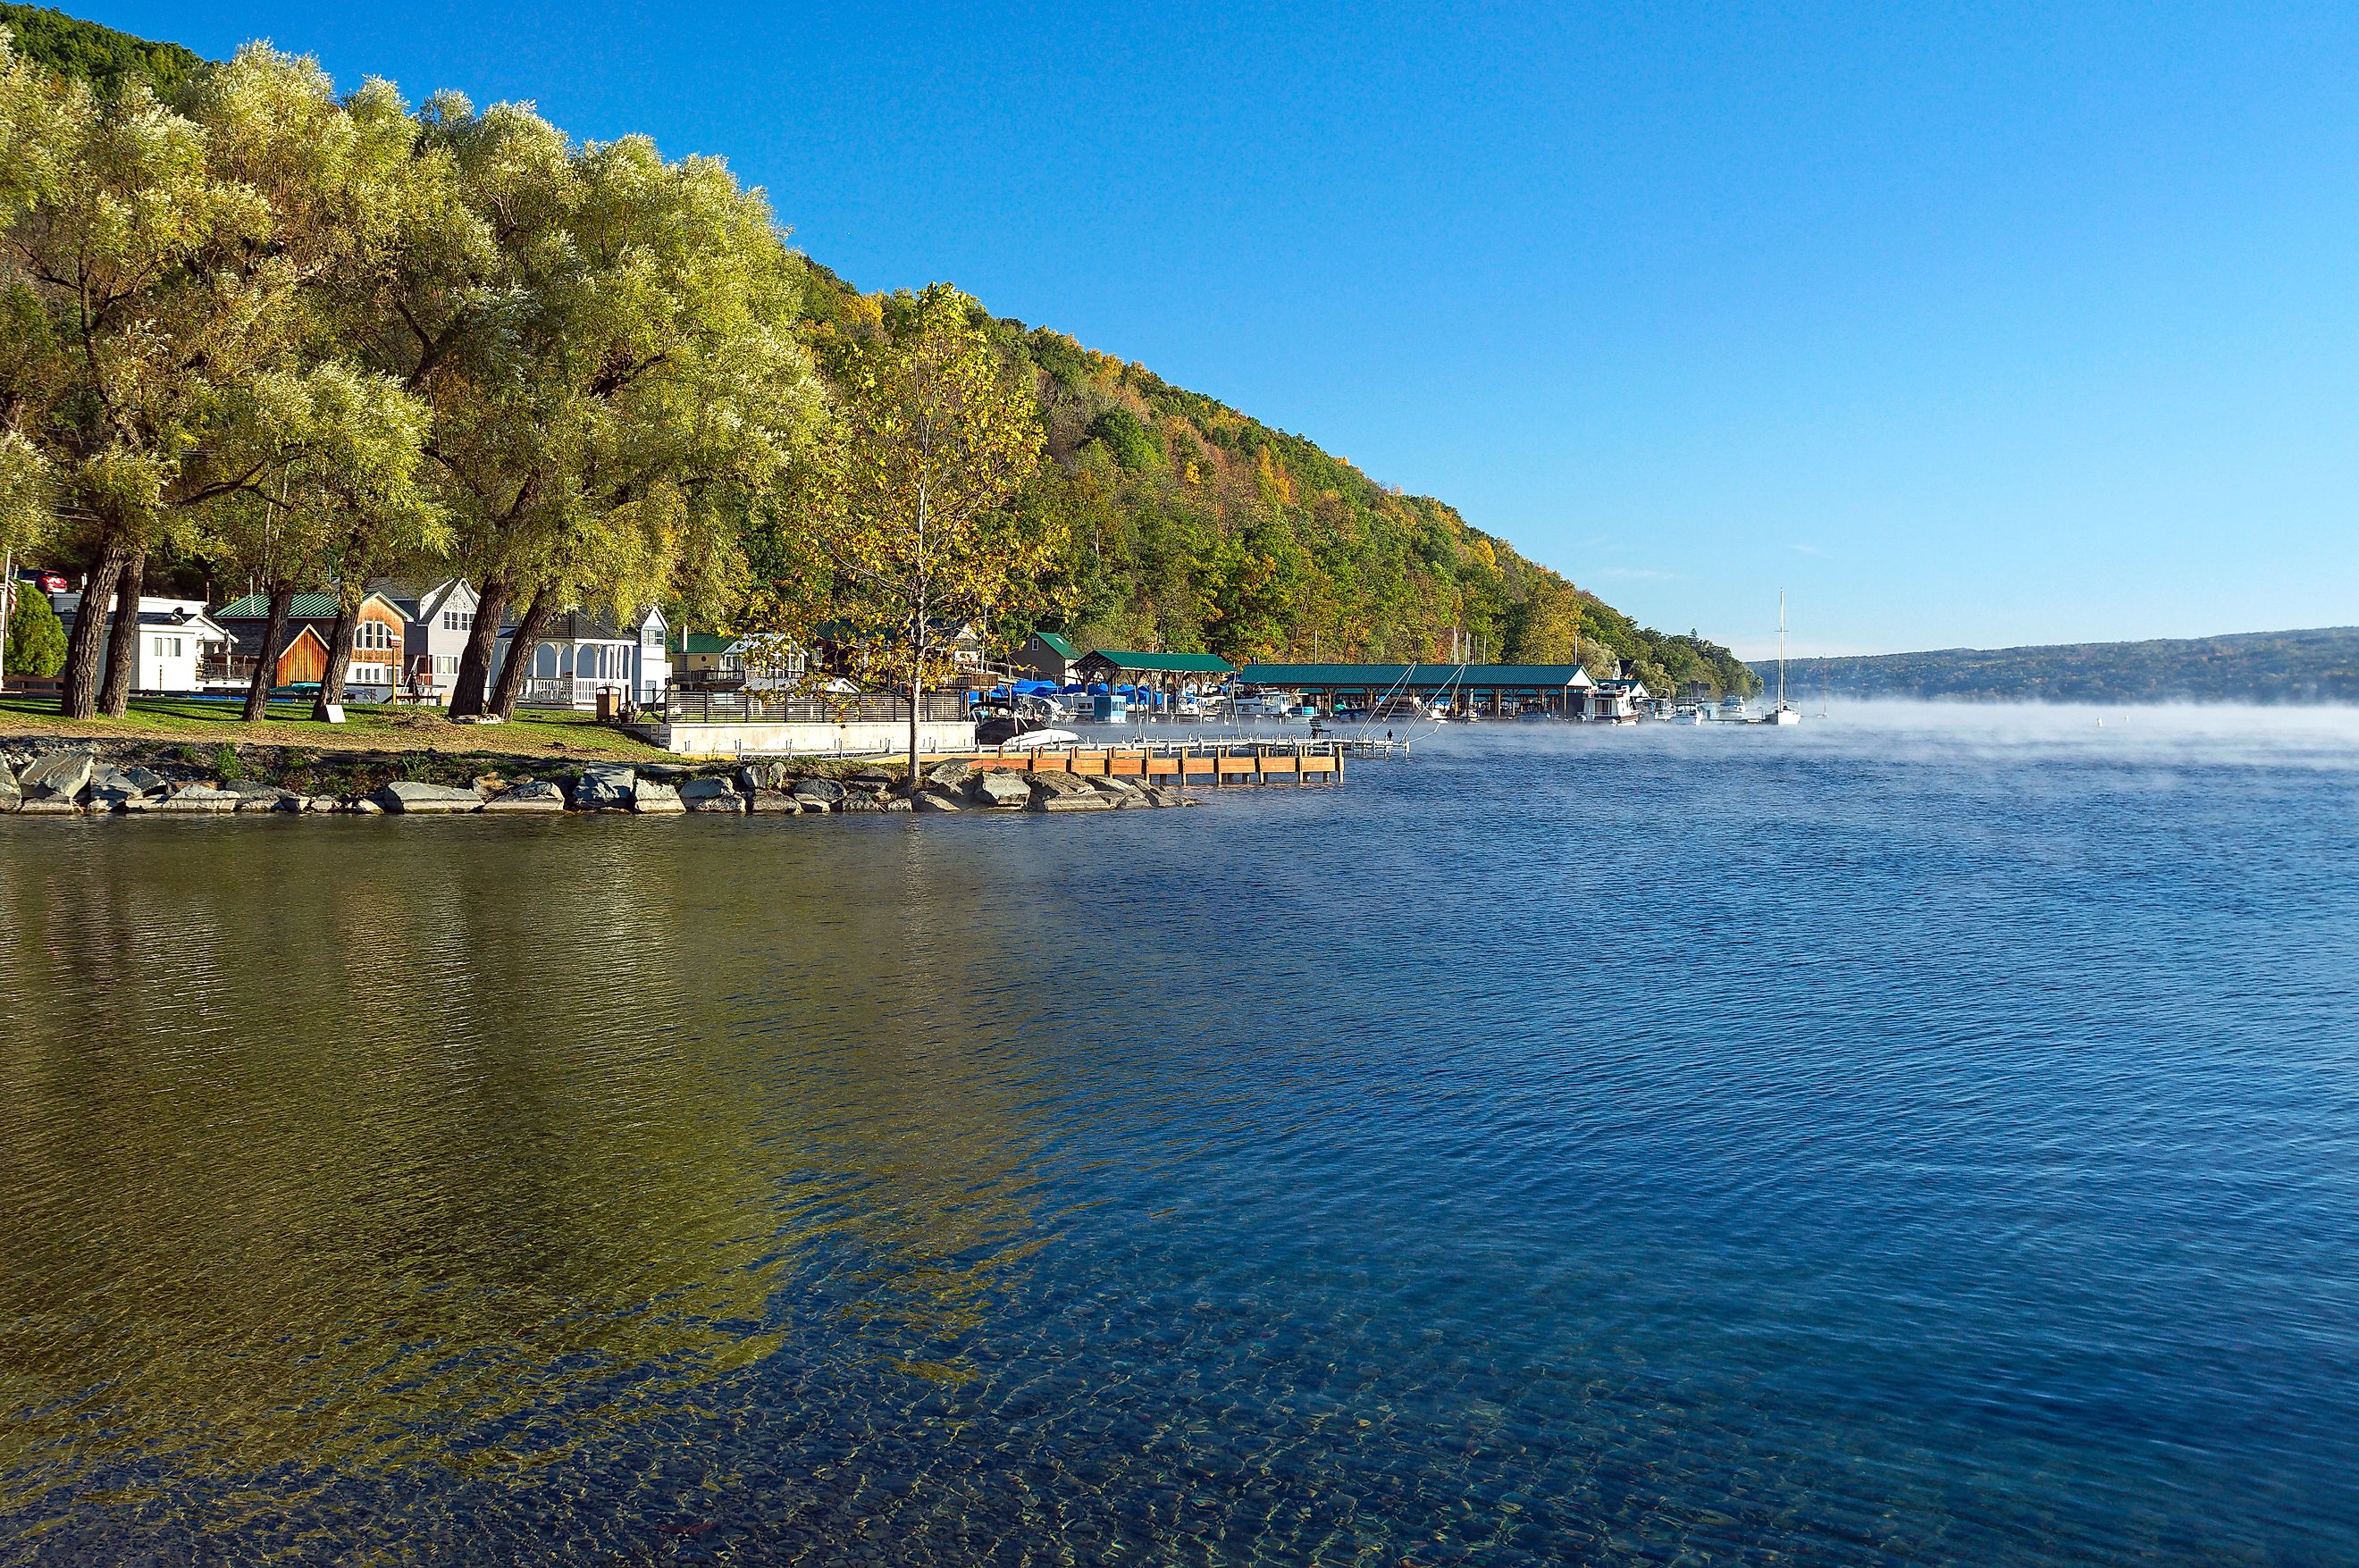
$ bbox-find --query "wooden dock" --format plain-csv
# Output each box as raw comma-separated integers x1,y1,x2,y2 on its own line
922,738,1347,784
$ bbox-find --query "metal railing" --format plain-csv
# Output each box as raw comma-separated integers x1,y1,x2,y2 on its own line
661,688,970,725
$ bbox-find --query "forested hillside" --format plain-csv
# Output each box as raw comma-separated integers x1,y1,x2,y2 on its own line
5,6,1758,699
1765,627,2359,704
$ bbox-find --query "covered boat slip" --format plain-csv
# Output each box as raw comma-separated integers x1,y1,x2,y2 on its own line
1237,663,1600,717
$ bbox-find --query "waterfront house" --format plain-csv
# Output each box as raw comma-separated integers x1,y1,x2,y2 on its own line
494,606,671,709
50,595,234,692
371,578,480,700
211,591,411,696
1590,676,1651,722
1012,630,1081,684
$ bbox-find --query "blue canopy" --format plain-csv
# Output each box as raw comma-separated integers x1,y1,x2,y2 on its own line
1012,679,1059,695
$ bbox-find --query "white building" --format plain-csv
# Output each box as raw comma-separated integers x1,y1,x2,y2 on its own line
376,578,481,700
51,594,234,692
491,606,671,710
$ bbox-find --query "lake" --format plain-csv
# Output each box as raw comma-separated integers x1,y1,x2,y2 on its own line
2,705,2355,1565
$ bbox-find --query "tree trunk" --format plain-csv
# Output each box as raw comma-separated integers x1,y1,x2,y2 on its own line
907,669,921,792
59,545,124,717
242,583,294,722
449,577,508,718
310,595,358,721
487,592,553,720
98,549,147,717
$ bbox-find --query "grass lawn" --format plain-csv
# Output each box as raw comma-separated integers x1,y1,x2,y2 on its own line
0,692,670,760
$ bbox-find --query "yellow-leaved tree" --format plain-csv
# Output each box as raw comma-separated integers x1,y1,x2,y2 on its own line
756,285,1054,785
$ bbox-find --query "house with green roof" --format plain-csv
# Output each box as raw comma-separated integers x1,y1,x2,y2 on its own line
1012,629,1081,683
214,588,413,694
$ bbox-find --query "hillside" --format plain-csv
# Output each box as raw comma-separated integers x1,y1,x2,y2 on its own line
4,8,1759,699
1759,627,2359,704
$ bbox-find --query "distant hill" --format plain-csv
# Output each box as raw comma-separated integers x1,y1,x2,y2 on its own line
0,3,197,92
1757,627,2359,704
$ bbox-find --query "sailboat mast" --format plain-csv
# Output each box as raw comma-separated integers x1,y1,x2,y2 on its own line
1777,590,1787,711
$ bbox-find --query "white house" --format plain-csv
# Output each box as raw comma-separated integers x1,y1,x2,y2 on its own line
51,594,234,693
492,605,671,710
377,577,480,701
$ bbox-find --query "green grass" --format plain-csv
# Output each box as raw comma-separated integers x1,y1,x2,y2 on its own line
0,693,670,759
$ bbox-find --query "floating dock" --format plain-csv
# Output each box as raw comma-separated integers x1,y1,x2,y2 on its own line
924,739,1348,784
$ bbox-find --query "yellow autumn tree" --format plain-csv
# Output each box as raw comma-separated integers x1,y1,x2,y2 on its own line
767,285,1052,784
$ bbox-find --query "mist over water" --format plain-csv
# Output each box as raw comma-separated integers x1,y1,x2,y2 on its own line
1,706,2354,1564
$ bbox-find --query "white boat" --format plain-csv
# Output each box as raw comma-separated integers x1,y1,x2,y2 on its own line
1668,705,1704,725
1758,590,1802,725
997,727,1083,749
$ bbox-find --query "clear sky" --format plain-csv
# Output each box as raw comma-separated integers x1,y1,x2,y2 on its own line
77,0,2359,657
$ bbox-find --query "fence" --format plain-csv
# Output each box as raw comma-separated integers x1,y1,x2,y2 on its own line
661,688,969,725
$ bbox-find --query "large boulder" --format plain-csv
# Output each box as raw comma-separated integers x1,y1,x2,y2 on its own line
483,779,567,812
1145,787,1198,809
680,776,743,812
573,763,636,809
788,776,845,806
0,760,17,812
845,770,896,795
629,778,684,814
839,791,884,813
1027,773,1112,812
911,787,962,812
968,769,1032,809
1089,775,1148,807
373,781,485,814
746,790,800,814
742,761,793,793
922,759,976,792
89,764,165,809
153,784,243,814
18,749,95,806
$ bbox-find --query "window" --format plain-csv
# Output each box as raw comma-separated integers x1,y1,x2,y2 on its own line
153,637,164,657
172,638,182,657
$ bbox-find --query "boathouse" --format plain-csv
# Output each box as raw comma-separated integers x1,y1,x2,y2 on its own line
1074,650,1236,710
1238,663,1599,718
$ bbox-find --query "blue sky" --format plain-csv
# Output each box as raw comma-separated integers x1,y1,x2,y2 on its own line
80,1,2359,656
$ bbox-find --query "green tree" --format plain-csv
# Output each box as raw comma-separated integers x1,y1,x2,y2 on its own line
752,285,1051,784
4,579,63,676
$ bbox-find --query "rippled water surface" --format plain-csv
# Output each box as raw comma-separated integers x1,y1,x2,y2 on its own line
3,705,2355,1565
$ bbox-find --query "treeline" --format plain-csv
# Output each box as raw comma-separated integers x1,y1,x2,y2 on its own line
1,8,1759,717
1766,626,2359,704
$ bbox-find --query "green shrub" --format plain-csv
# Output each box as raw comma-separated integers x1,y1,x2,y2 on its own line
4,586,65,678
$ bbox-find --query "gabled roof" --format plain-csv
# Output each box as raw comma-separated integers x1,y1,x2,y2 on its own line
1032,631,1079,658
671,631,736,656
1081,650,1236,674
215,592,341,620
504,609,629,643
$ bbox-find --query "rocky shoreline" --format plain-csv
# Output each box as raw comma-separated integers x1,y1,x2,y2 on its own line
0,739,1199,818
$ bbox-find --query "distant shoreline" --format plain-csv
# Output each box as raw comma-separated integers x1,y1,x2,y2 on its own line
1751,625,2359,705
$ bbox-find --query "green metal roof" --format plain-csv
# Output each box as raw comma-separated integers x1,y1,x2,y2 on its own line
215,593,342,620
1081,649,1235,674
1033,631,1079,658
671,631,736,655
1240,663,1596,689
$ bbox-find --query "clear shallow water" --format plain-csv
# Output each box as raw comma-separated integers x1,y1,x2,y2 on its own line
1,704,2355,1565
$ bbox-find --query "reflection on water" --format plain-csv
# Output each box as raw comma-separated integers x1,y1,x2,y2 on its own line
2,709,2357,1564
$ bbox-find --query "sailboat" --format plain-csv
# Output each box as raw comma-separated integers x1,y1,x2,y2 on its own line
1762,591,1802,725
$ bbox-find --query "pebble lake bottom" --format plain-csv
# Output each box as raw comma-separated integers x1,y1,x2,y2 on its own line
0,705,2354,1566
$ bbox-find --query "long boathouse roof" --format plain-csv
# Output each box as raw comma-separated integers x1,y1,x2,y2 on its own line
1080,650,1236,674
1239,663,1598,689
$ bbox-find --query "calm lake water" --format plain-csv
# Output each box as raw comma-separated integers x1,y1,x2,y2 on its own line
2,706,2355,1565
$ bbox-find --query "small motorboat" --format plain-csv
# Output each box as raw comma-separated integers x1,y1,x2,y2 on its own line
996,727,1082,749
